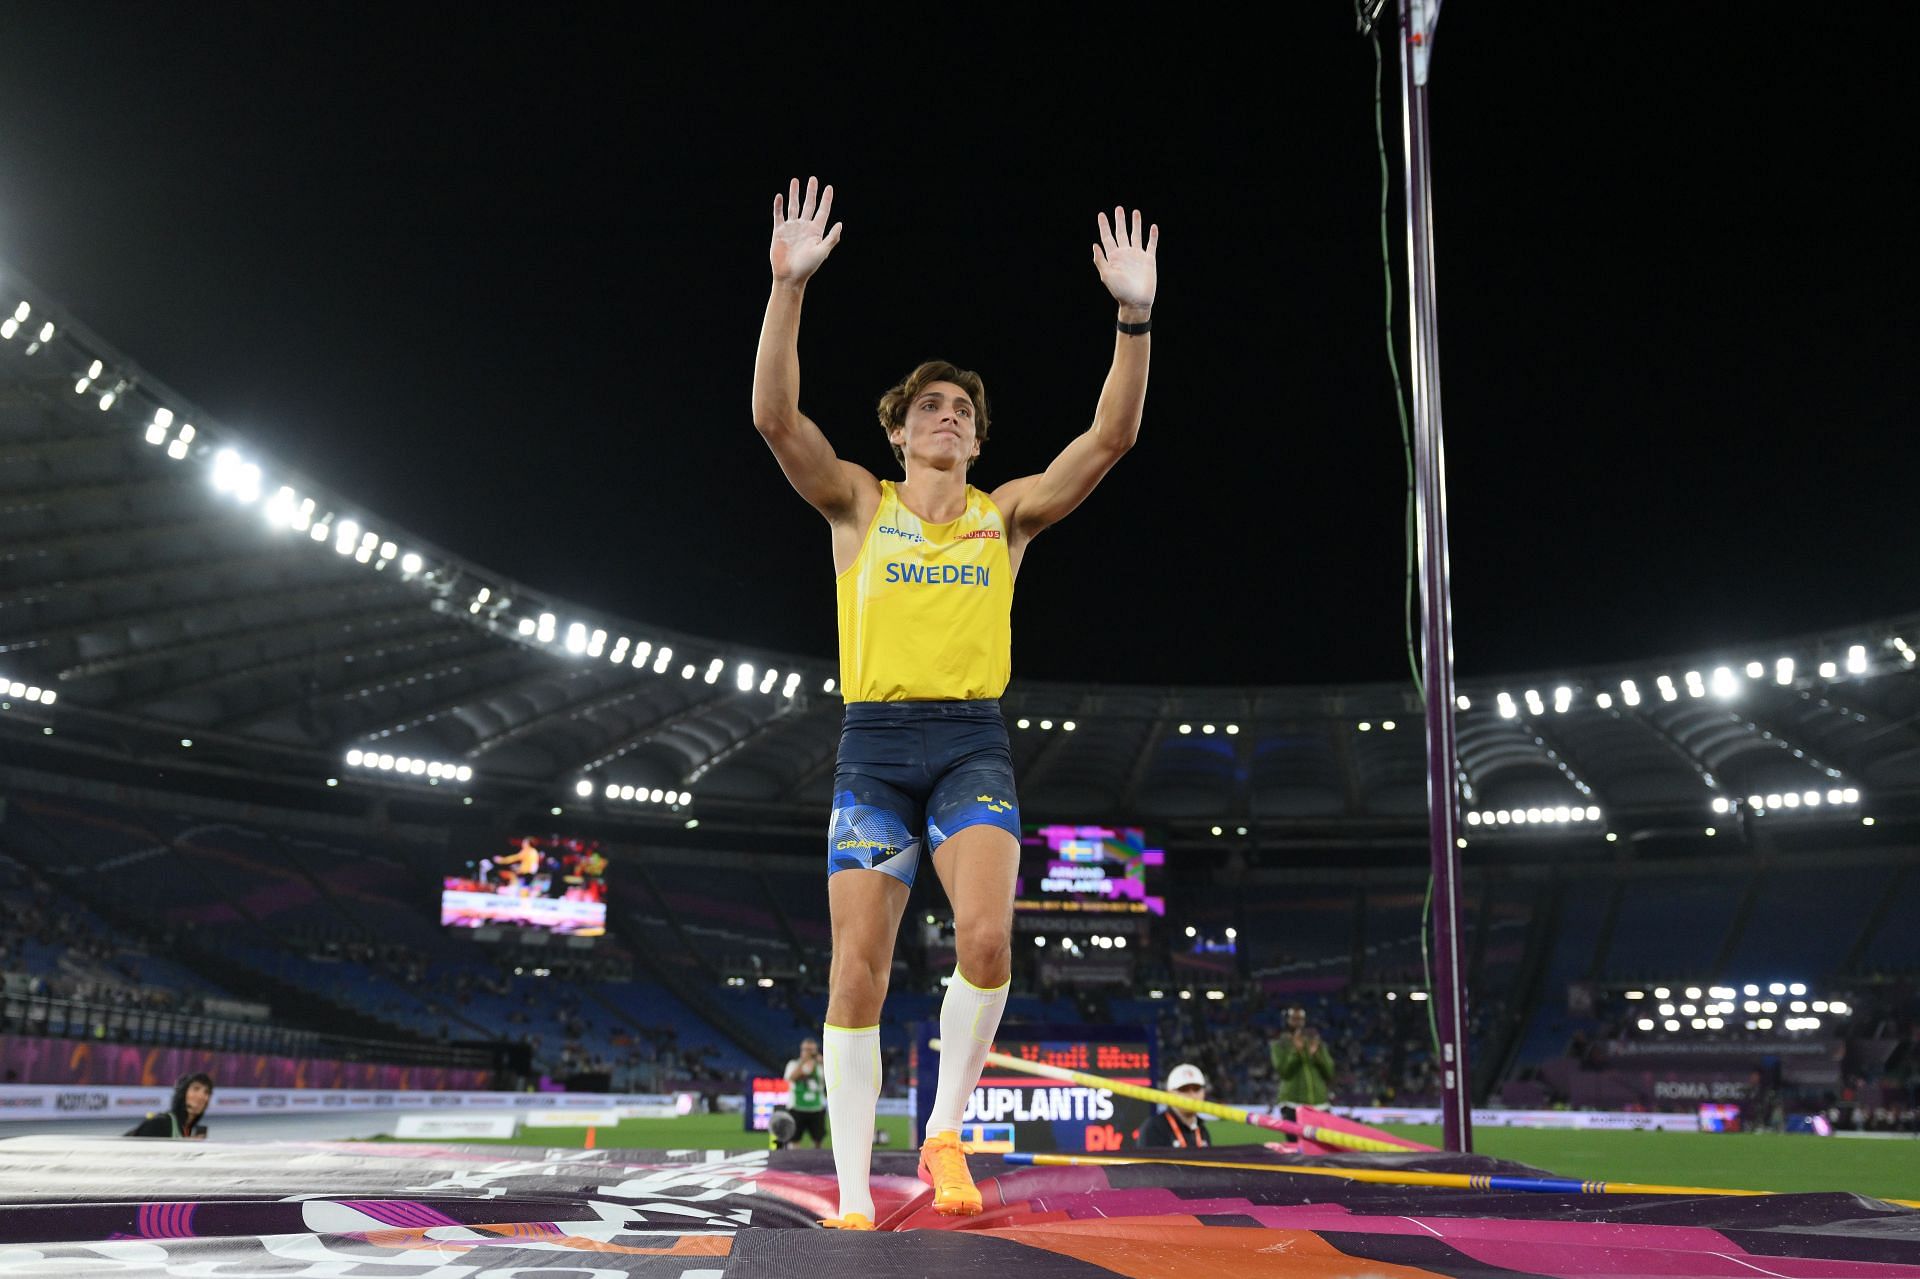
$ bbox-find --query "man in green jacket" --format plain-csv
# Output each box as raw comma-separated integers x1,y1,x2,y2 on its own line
1270,1007,1335,1107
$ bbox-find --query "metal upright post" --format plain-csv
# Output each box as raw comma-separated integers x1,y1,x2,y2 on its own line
1397,0,1472,1153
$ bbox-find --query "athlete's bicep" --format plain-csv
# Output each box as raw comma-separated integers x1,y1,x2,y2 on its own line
993,428,1131,540
756,410,874,520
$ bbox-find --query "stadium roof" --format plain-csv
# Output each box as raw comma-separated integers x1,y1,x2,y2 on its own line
3,266,1917,842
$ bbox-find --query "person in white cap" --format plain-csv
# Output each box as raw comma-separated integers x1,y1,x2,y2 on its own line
1134,1062,1211,1148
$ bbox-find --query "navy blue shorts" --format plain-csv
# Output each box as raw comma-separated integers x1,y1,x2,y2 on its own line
827,700,1021,887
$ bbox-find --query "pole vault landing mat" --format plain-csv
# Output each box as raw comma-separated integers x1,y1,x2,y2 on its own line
1,1137,1916,1277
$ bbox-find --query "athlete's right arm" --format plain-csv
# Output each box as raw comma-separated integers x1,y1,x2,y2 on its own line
751,176,873,523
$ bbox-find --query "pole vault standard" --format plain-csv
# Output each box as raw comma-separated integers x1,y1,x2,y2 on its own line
1396,0,1472,1152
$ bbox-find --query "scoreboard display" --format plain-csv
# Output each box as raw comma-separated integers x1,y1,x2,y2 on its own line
913,1022,1157,1153
1014,824,1165,917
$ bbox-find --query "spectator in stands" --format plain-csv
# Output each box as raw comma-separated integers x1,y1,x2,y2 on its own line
1271,1006,1335,1107
782,1037,828,1147
126,1072,213,1139
1134,1063,1211,1148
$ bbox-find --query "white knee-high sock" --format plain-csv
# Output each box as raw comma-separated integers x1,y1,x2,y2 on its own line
927,968,1010,1139
823,1023,880,1219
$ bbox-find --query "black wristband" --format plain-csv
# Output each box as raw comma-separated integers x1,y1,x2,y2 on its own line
1116,318,1152,336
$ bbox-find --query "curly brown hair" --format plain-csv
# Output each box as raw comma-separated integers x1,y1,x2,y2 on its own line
875,360,991,468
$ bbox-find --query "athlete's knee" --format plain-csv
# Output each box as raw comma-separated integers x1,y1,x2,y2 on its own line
827,953,891,1023
954,917,1012,988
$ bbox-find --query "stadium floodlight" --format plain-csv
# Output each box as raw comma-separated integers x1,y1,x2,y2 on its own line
1637,1018,1654,1031
1789,982,1806,996
1496,811,1511,824
167,436,190,460
1619,680,1640,707
0,318,15,340
1812,1000,1828,1012
824,677,837,693
586,629,606,657
1768,982,1786,996
1775,657,1794,685
1210,825,1221,835
1841,787,1858,803
1664,1019,1680,1032
1466,811,1481,826
631,641,653,667
759,668,778,694
1745,661,1764,678
1657,676,1678,702
1705,827,1716,837
1184,926,1196,938
1179,723,1192,734
1063,720,1077,731
1115,936,1127,948
346,749,364,766
653,646,672,673
1743,984,1759,996
1685,986,1701,999
1654,987,1671,999
1016,718,1030,729
1553,687,1571,713
783,672,801,697
1524,689,1544,715
1497,692,1517,718
1381,720,1396,731
517,618,536,635
1040,719,1054,731
1711,797,1729,814
1764,794,1782,809
1783,792,1800,808
606,784,623,799
1624,990,1643,999
1201,723,1215,734
1225,723,1239,733
1525,808,1541,824
1456,695,1471,711
145,421,167,445
1802,790,1820,807
1357,721,1372,732
1595,692,1613,709
566,623,587,654
1818,660,1838,678
1035,936,1046,947
39,690,54,705
354,543,374,564
537,613,557,642
1710,666,1738,698
1684,670,1705,698
1846,644,1866,674
736,662,754,691
1554,806,1571,822
1790,1000,1806,1013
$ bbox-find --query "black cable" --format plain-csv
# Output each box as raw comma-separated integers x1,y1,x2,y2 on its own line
1364,6,1442,1062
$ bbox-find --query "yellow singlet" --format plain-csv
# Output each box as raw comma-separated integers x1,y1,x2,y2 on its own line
836,480,1013,702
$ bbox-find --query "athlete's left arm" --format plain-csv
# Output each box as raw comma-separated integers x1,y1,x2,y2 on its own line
994,207,1158,543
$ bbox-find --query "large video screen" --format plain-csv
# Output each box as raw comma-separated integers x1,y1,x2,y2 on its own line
1014,824,1164,917
442,835,607,935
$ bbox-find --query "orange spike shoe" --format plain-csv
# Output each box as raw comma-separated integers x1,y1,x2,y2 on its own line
917,1130,984,1216
819,1212,876,1230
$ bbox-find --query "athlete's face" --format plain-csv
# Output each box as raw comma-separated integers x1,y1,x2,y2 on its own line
893,381,979,468
185,1081,212,1117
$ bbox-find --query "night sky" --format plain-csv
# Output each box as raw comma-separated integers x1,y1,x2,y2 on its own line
0,8,1911,687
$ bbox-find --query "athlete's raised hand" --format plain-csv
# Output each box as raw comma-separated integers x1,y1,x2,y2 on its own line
1092,206,1158,310
770,176,843,285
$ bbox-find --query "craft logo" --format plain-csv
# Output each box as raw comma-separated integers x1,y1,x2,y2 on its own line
54,1091,108,1113
836,837,900,861
879,524,925,543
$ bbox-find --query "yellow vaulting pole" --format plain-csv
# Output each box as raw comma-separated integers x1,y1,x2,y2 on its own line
933,1040,1416,1154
